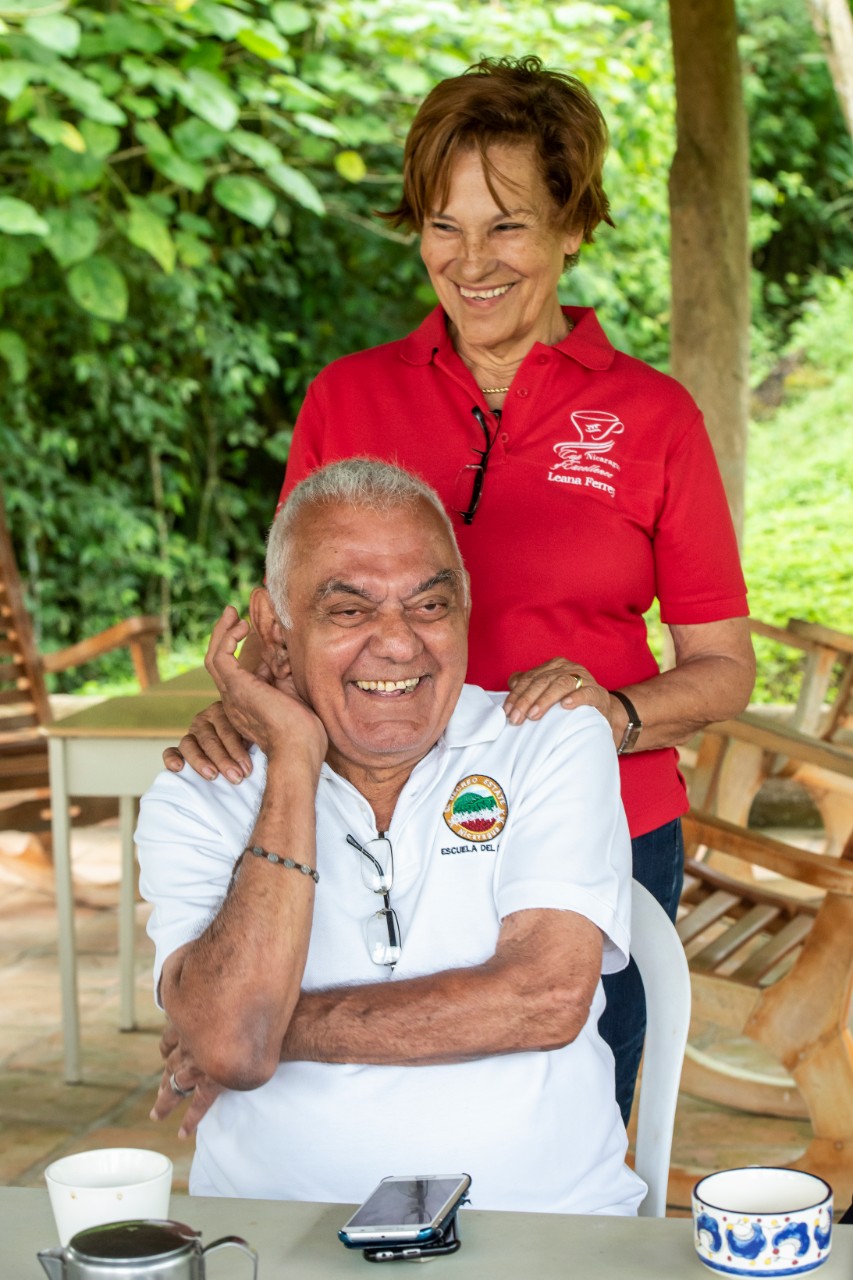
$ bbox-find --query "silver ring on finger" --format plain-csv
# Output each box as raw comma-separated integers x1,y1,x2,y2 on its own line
573,673,584,691
169,1070,196,1099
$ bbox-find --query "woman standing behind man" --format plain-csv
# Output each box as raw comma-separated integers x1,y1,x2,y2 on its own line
169,56,755,1124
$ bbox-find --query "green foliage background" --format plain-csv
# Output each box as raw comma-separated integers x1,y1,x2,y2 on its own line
0,0,851,701
743,273,853,701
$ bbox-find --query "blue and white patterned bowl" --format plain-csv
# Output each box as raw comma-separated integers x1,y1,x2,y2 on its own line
692,1167,832,1277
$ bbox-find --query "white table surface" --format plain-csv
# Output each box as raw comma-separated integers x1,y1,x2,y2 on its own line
8,1186,853,1279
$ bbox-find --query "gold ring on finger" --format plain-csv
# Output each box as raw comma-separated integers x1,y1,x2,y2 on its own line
573,674,584,691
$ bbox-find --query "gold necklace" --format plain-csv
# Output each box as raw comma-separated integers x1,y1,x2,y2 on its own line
478,319,575,397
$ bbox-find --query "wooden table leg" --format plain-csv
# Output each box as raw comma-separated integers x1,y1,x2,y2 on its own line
118,795,136,1031
48,737,81,1084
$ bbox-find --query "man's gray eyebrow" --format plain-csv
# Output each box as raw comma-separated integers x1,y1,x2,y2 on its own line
316,579,376,603
315,570,461,604
405,570,461,598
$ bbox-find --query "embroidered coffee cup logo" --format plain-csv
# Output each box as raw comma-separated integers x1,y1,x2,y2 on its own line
443,775,508,842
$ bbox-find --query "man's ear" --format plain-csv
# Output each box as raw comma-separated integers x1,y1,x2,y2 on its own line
248,587,289,671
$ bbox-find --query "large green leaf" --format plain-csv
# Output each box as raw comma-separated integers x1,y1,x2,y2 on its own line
384,63,433,96
267,162,325,216
79,120,119,159
81,13,165,55
7,84,37,123
191,1,248,41
0,238,32,290
67,255,128,322
36,146,104,195
271,2,312,34
172,117,226,162
174,230,212,268
149,149,207,195
269,73,333,110
212,175,276,228
229,129,283,169
24,13,81,55
151,64,185,98
0,59,36,100
29,117,86,152
0,330,28,383
181,41,224,74
119,92,159,120
44,207,100,267
236,20,287,61
126,203,176,274
294,111,339,140
121,55,155,90
43,65,127,125
135,119,171,152
0,197,49,236
176,68,239,132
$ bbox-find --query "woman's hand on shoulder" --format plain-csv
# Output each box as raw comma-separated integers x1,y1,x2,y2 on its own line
163,701,253,784
504,658,612,726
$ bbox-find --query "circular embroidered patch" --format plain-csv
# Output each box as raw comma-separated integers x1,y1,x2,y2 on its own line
443,775,508,842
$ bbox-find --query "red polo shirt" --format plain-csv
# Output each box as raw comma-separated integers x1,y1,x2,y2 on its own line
278,306,748,837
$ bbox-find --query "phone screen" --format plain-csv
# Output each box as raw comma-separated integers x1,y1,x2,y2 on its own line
341,1175,470,1242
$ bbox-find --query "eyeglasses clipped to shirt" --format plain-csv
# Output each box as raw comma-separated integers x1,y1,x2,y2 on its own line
452,406,500,525
346,833,402,967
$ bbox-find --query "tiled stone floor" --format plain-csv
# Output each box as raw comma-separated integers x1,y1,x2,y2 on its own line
0,818,812,1213
0,826,194,1194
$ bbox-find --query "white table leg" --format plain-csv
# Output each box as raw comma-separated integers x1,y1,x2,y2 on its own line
48,737,81,1084
118,795,136,1031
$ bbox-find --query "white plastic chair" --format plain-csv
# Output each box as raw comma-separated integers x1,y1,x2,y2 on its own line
629,878,691,1217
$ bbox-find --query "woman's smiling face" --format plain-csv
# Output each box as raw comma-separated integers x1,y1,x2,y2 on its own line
419,143,581,356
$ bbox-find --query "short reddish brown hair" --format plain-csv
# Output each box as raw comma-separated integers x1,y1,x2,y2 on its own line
381,55,613,242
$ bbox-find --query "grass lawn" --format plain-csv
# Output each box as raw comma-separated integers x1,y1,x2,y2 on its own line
742,276,853,702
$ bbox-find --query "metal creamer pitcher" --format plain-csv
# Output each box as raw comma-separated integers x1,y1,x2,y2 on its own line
38,1219,258,1280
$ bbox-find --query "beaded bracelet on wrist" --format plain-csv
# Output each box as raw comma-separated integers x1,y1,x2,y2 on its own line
245,844,319,883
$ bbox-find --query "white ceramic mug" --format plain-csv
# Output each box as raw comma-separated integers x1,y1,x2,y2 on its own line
45,1148,173,1245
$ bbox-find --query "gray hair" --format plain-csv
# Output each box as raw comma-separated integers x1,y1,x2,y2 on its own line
266,457,466,626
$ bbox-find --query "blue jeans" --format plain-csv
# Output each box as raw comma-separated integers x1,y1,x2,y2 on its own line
598,817,685,1126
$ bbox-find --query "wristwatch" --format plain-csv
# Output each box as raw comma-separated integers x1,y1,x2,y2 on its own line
609,689,642,755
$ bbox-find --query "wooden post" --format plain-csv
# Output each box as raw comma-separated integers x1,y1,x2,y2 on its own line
668,0,751,539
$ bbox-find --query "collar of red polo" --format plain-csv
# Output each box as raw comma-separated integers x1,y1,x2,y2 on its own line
398,305,616,372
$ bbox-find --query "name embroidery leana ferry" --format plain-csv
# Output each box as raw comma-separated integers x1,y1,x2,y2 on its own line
547,410,626,499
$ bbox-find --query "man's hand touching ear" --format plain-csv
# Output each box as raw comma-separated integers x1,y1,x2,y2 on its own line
207,597,327,770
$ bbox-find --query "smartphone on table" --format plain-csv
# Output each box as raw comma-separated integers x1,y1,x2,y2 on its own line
363,1213,462,1263
338,1174,471,1250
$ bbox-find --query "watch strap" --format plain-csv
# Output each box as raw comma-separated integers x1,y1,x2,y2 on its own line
609,689,642,755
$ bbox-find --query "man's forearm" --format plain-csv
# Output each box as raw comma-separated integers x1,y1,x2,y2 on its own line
281,909,602,1067
161,752,320,1089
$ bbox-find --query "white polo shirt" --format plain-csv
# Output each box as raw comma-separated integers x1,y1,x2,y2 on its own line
137,687,644,1215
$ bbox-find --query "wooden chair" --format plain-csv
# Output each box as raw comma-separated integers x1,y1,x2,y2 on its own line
676,809,853,1205
0,487,162,839
689,617,853,856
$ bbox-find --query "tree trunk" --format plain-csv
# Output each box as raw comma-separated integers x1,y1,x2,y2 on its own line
668,0,751,539
808,0,853,139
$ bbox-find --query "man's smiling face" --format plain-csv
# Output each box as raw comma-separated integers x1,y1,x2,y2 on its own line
274,497,469,781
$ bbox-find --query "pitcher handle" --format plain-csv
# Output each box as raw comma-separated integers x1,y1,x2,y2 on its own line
202,1236,258,1280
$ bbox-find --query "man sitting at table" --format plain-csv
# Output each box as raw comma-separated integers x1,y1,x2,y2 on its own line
137,457,644,1215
